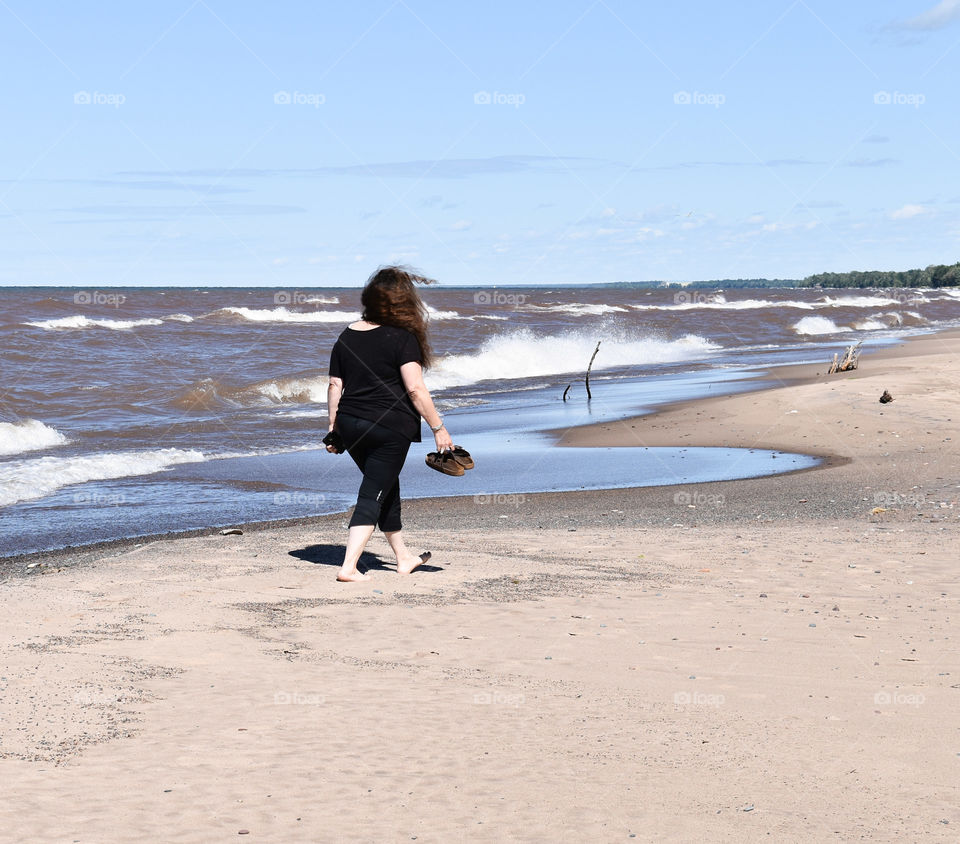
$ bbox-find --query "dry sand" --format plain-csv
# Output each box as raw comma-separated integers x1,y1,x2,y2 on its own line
1,330,958,842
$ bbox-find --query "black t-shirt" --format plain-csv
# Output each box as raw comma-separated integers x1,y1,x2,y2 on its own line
329,325,423,442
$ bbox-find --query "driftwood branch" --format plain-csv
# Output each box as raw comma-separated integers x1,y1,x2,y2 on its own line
828,340,862,374
585,341,601,400
560,340,602,401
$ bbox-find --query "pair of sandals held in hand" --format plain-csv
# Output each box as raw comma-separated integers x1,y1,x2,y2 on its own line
425,445,474,477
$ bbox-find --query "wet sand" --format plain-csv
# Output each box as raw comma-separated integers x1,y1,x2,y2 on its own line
0,329,958,841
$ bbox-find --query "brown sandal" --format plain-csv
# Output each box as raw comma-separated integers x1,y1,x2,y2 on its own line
450,445,474,470
425,451,465,476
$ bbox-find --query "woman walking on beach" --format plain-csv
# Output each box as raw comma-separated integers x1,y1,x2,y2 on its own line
326,266,453,582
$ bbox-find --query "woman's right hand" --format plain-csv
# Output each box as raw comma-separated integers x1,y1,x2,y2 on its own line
434,426,454,453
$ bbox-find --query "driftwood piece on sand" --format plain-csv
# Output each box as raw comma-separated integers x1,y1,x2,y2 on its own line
828,340,862,374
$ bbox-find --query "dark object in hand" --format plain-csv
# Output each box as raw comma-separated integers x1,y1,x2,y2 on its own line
323,430,345,453
879,390,893,404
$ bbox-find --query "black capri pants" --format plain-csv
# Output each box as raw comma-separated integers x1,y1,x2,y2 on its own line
336,413,411,532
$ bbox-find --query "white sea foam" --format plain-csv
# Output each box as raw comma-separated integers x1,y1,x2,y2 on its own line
630,294,816,312
165,313,195,322
302,295,339,304
271,408,329,419
0,419,68,456
525,303,629,316
425,329,720,390
254,377,327,404
425,305,469,320
0,444,320,507
818,295,914,308
0,447,206,507
218,306,360,323
853,318,888,331
629,292,934,312
24,315,164,331
792,316,848,335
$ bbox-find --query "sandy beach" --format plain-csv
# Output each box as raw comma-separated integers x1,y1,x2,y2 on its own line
1,330,958,842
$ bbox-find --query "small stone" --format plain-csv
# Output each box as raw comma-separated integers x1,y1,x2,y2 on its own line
238,831,249,836
743,805,754,812
220,528,243,536
809,623,817,628
759,593,767,598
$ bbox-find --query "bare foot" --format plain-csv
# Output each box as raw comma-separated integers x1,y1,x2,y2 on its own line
336,570,371,582
397,551,431,575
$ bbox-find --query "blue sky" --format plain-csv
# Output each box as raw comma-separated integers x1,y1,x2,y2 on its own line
1,0,958,286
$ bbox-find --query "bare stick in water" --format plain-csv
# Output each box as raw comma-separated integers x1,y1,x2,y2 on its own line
585,341,601,400
562,384,572,402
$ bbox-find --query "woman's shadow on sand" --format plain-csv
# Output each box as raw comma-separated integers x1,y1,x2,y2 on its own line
289,544,443,574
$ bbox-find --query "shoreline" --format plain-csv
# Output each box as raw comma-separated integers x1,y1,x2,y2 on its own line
2,326,958,840
6,326,957,573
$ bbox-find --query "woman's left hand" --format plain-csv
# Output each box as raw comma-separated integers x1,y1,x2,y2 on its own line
434,426,454,453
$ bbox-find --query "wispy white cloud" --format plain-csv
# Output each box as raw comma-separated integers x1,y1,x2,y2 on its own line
894,0,960,30
890,203,930,219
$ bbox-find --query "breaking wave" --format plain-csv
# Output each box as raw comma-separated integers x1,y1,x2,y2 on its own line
24,315,165,331
0,419,68,456
426,329,720,390
216,307,360,323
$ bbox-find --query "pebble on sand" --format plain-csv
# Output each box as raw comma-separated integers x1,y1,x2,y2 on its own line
220,528,243,536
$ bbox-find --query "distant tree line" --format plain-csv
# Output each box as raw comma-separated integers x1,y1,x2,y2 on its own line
601,261,960,289
798,262,960,288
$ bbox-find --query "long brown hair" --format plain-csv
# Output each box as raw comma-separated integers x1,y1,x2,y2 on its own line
361,265,436,368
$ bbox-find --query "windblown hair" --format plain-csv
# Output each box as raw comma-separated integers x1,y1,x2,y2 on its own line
361,265,437,369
